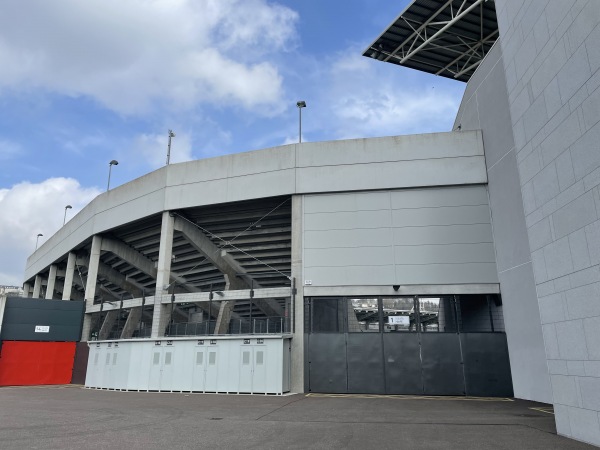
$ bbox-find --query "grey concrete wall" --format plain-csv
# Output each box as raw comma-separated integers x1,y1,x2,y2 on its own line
494,0,600,445
303,186,498,288
454,42,552,403
25,131,486,281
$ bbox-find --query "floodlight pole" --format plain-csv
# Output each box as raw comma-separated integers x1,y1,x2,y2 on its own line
35,233,43,250
296,101,306,143
63,205,72,225
166,129,175,165
107,160,119,191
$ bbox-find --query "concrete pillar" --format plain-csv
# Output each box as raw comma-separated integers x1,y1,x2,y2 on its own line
32,275,42,298
45,264,57,299
151,212,174,338
290,194,305,393
98,310,118,340
81,235,102,342
214,301,235,334
121,307,143,338
62,252,76,300
22,283,32,298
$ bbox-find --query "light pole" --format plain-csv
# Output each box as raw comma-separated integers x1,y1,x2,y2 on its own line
296,101,306,143
63,205,72,225
166,129,176,165
107,160,119,191
35,233,43,250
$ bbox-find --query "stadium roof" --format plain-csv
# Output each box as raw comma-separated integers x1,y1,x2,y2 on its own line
363,0,499,82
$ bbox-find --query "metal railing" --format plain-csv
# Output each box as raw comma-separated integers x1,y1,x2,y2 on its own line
165,317,289,337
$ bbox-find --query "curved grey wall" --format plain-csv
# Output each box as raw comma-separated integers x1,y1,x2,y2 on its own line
25,132,486,281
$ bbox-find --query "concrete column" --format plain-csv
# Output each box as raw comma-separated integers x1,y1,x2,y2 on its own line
290,194,305,393
22,283,32,298
98,310,118,340
62,252,76,300
81,235,102,342
32,275,42,298
121,307,143,338
45,264,57,299
151,211,174,338
214,301,235,334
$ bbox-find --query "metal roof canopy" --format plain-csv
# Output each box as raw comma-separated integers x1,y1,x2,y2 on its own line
363,0,498,82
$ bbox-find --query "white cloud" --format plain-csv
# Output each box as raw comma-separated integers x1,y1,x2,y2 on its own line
316,50,465,139
0,0,298,115
0,178,100,285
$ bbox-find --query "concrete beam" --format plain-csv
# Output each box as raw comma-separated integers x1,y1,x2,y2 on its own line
45,265,57,299
98,310,119,340
53,280,85,301
77,255,140,299
173,216,250,290
32,275,42,298
174,215,284,320
101,236,199,293
152,212,175,338
290,194,304,393
120,307,142,338
62,252,76,300
214,301,235,334
81,235,102,342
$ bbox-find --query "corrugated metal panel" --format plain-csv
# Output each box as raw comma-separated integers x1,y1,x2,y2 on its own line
0,297,84,342
0,341,76,386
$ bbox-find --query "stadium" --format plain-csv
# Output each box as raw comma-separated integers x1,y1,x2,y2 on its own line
3,0,599,446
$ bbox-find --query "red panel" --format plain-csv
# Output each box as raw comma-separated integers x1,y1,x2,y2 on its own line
0,341,76,386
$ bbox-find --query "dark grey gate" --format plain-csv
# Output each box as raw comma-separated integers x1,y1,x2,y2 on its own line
346,334,385,394
308,333,347,393
306,296,513,397
461,333,513,397
383,333,422,394
420,333,465,395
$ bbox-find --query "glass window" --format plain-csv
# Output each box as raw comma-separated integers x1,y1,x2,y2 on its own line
348,298,380,332
311,298,345,332
418,297,440,332
382,298,416,332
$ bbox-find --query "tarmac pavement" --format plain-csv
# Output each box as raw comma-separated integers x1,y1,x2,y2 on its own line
0,386,596,449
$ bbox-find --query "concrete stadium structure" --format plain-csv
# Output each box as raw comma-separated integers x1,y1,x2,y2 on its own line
21,0,600,446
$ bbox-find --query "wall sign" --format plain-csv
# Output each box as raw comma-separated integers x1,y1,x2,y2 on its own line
34,325,50,333
388,316,410,326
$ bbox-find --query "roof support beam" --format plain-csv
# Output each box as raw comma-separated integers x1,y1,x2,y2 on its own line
399,0,484,64
174,215,284,318
173,216,253,290
101,236,199,293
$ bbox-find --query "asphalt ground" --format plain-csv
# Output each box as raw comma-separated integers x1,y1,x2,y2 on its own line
0,386,595,450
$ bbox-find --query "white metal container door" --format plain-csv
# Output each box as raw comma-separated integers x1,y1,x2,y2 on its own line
239,347,253,393
136,342,153,391
85,344,100,387
148,345,162,390
172,342,193,392
191,345,207,392
108,349,119,389
204,346,219,392
160,346,175,391
252,346,267,393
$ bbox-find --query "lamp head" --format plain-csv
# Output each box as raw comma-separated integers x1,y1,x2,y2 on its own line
169,130,176,137
296,100,306,108
37,233,43,237
65,205,72,210
109,160,119,166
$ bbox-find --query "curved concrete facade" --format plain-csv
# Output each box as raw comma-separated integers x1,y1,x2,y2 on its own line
25,131,486,281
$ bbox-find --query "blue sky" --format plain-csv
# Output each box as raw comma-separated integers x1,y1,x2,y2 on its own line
0,0,466,285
